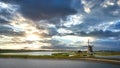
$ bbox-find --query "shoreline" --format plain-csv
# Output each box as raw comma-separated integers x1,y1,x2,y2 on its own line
0,54,120,65
74,58,120,65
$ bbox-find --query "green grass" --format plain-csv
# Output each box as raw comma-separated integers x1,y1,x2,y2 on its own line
94,52,120,56
0,54,71,59
0,52,93,59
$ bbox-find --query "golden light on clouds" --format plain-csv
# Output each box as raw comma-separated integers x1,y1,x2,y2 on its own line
10,13,48,41
0,13,50,50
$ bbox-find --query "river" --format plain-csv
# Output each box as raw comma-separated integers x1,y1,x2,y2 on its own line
0,58,119,68
0,52,61,55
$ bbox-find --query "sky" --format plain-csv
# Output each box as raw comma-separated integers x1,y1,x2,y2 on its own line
0,0,120,51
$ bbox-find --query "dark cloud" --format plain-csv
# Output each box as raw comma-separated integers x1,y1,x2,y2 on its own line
21,0,76,20
55,28,120,39
48,28,58,36
0,1,18,24
110,21,120,30
62,0,120,32
1,0,76,21
0,25,24,36
113,22,120,29
78,30,120,38
0,19,9,24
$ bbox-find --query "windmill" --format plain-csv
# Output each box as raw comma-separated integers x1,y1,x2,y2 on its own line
87,39,94,55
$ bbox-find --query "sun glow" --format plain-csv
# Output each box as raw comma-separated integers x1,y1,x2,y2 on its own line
0,13,50,50
25,34,40,41
10,14,48,41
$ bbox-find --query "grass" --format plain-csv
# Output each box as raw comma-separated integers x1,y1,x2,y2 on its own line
0,54,71,59
0,52,94,59
94,52,120,56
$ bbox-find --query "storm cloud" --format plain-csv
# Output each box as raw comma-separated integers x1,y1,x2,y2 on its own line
0,25,24,36
0,0,120,50
1,0,77,21
77,30,120,39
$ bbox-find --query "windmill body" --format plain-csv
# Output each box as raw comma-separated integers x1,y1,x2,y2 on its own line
87,39,94,55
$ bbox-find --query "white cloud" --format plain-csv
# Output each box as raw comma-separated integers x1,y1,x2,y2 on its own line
0,2,19,23
87,21,118,32
57,28,73,34
84,7,91,13
81,0,95,8
0,2,19,14
81,0,94,13
48,24,56,28
62,14,83,27
0,15,10,22
101,0,115,8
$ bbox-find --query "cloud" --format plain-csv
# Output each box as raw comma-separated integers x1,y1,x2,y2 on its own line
0,0,120,50
112,22,120,29
0,18,9,24
57,28,73,34
0,1,19,24
77,30,120,39
60,0,120,33
108,21,120,31
1,0,76,21
93,39,120,51
0,25,24,36
41,39,80,49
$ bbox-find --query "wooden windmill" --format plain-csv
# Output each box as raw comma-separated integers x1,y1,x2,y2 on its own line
87,39,94,55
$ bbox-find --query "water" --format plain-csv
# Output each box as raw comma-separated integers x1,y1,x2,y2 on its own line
0,52,62,55
0,58,119,68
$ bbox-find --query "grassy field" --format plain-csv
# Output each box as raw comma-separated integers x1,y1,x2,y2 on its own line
94,51,120,56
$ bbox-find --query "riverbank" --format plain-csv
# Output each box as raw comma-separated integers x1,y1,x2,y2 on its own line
0,54,120,65
75,58,120,65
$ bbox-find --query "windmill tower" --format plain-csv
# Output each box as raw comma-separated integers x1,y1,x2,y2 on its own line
87,39,93,55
